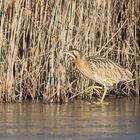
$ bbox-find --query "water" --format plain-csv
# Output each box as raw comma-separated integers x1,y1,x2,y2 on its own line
0,98,140,140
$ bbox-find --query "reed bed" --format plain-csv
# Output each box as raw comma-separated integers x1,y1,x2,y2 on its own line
0,0,140,102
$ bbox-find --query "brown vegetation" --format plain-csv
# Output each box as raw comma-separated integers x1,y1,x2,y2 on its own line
0,0,140,102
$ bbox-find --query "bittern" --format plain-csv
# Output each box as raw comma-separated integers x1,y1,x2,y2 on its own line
65,49,133,104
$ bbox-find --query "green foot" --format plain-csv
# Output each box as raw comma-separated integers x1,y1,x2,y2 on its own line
92,100,110,105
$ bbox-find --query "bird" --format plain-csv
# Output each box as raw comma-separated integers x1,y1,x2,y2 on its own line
64,48,133,104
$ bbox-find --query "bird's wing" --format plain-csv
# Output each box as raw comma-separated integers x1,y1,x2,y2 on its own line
87,57,132,86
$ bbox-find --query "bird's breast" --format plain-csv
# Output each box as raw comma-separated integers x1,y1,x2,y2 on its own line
75,59,94,79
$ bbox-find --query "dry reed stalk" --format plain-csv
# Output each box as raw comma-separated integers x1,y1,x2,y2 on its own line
0,0,139,102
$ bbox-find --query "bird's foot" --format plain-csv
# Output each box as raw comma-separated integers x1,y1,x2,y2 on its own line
91,101,109,105
91,99,110,105
84,85,102,94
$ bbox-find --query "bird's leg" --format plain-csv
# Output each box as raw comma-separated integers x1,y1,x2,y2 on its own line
100,84,108,103
95,85,109,105
83,85,109,105
83,85,102,103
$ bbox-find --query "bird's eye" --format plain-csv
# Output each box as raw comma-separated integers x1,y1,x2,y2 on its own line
72,52,77,59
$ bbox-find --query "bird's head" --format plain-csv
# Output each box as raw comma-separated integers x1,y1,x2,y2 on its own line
64,49,82,60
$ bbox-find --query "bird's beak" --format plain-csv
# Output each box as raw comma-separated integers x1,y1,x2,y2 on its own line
63,51,75,59
63,51,71,55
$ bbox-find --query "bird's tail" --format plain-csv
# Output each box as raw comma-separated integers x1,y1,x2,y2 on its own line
124,69,133,81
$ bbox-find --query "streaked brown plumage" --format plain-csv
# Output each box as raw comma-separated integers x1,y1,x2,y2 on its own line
65,49,133,104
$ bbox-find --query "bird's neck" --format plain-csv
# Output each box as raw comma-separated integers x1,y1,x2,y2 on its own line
75,55,85,64
76,53,82,60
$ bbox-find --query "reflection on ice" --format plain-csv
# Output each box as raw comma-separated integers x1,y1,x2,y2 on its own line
0,98,140,140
